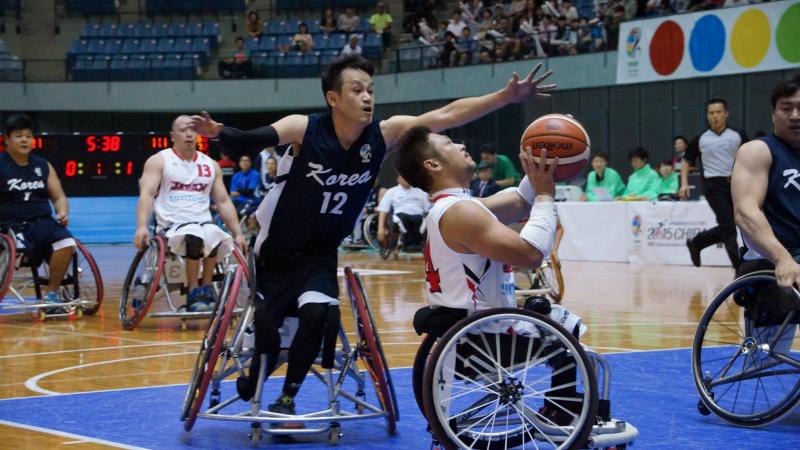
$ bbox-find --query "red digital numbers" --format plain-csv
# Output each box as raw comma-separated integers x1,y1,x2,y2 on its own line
197,136,209,153
86,135,121,152
126,161,133,175
65,160,77,177
151,136,170,149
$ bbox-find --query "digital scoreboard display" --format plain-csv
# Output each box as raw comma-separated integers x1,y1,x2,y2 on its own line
0,133,214,196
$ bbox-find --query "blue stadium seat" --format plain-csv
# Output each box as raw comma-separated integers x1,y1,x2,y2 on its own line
83,23,102,38
152,23,169,38
355,19,371,34
267,20,287,35
120,23,137,37
133,22,153,38
140,38,159,54
320,49,340,66
168,23,188,37
329,33,346,50
300,52,321,77
103,39,123,55
245,37,260,52
259,36,278,52
122,38,140,54
87,39,106,54
109,55,128,81
316,34,332,50
362,32,382,59
127,54,148,80
202,22,220,47
156,38,176,54
188,22,204,37
277,35,293,50
147,54,165,79
191,37,211,54
279,52,304,78
67,39,89,65
0,57,23,82
308,20,321,34
175,38,192,54
65,0,117,16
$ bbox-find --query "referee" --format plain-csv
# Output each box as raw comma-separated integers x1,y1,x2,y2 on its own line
680,98,747,269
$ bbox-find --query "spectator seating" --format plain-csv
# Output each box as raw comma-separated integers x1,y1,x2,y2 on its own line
1,0,21,17
67,21,219,81
0,39,23,81
275,0,377,12
145,0,245,14
65,0,117,15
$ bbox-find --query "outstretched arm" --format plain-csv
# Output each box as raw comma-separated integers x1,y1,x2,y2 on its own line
732,140,800,288
188,112,308,158
381,64,556,149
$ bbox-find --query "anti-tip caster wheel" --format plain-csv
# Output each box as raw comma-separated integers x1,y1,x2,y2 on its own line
328,425,341,444
180,320,188,332
249,423,261,444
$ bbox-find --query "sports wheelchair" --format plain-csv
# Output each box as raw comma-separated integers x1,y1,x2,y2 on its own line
515,257,565,304
0,232,103,319
118,235,250,331
692,269,800,427
412,302,638,449
181,265,398,444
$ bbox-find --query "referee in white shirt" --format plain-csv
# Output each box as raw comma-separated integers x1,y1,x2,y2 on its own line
680,98,748,269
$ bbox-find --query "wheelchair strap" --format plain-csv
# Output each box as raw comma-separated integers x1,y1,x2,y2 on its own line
160,221,213,233
320,305,340,369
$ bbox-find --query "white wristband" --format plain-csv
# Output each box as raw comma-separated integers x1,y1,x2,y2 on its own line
516,175,536,204
520,197,557,260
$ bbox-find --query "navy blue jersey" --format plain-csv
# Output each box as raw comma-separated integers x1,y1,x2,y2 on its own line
256,113,387,254
0,152,53,226
761,134,800,255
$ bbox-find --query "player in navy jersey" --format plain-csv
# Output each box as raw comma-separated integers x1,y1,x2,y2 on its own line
189,55,556,420
732,73,800,287
0,114,76,306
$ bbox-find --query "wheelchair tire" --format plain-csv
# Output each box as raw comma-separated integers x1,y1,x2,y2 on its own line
692,270,800,428
0,233,15,300
413,334,436,417
543,260,565,304
119,236,166,331
363,212,380,251
345,267,399,433
182,265,243,431
73,240,104,316
422,308,598,450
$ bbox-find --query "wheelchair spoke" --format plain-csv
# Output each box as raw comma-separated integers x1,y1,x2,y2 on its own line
511,401,558,448
702,338,745,346
448,395,500,423
712,316,745,342
724,295,746,338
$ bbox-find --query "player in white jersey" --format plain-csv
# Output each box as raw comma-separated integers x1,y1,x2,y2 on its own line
133,115,245,312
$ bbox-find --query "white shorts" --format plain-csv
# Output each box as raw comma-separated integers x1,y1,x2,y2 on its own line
162,223,234,260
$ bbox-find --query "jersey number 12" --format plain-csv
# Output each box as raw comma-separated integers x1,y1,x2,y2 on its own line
320,192,347,215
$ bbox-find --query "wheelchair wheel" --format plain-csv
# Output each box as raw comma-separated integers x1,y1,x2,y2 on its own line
542,260,565,304
0,233,15,300
363,212,380,251
413,333,437,417
422,308,597,450
68,240,104,315
345,267,399,433
119,236,166,331
182,265,243,431
692,270,800,427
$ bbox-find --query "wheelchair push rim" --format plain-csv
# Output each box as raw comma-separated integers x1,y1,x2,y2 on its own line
0,233,15,300
70,240,104,315
413,333,437,418
119,236,165,331
422,308,598,450
542,261,564,304
345,267,399,433
692,270,800,427
362,212,380,251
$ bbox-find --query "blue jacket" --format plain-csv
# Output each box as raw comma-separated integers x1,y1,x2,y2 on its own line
229,169,261,204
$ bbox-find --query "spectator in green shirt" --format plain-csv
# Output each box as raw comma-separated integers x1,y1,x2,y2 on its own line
369,2,393,49
623,147,661,200
580,152,625,201
658,159,679,198
479,143,520,187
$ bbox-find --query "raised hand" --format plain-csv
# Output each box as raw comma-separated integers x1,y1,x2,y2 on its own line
188,111,224,138
501,63,557,104
519,147,557,198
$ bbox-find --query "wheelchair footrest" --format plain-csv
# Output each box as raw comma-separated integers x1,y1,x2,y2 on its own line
0,299,94,310
586,419,638,449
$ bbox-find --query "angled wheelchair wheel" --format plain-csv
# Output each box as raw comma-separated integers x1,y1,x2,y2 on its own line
182,265,243,431
345,266,399,433
542,260,565,304
422,308,597,450
119,236,165,330
413,333,437,417
692,270,800,427
67,240,104,316
0,233,15,300
362,212,380,251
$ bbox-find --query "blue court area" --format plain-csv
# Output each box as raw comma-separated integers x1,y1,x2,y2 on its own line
0,349,797,449
69,197,138,244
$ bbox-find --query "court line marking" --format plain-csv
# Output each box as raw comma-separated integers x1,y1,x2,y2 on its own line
0,322,191,345
62,440,91,445
0,340,201,360
0,419,147,450
24,351,197,396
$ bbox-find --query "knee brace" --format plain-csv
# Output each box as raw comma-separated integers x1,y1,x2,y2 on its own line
184,234,204,259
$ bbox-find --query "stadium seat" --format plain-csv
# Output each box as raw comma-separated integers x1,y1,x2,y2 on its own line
65,0,117,16
122,38,141,54
157,38,176,54
109,55,128,81
140,38,159,54
87,39,106,54
127,54,148,80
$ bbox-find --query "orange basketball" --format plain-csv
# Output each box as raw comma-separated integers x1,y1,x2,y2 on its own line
520,113,591,182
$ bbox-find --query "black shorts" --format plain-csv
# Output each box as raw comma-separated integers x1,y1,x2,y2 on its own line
255,248,339,320
3,217,73,266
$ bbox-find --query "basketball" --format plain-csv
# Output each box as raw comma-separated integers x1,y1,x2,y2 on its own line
520,113,591,182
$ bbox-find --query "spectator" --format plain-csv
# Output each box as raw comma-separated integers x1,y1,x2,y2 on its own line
542,0,560,17
470,161,501,197
340,34,363,56
581,152,626,201
447,10,468,36
538,14,558,55
479,143,520,187
262,156,278,194
440,31,468,67
459,27,478,63
672,135,689,170
605,6,625,49
217,150,237,189
623,147,661,200
245,11,264,38
490,17,524,61
551,17,578,55
338,5,361,33
437,20,450,42
255,146,282,192
561,0,579,20
477,8,495,34
376,175,431,251
369,2,393,49
321,8,337,34
217,36,251,79
459,0,485,28
229,154,261,213
509,0,527,16
589,16,607,51
658,159,679,197
289,22,314,54
417,17,438,43
492,2,507,22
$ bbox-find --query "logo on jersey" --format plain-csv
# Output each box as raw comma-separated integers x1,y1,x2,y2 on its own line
34,167,42,177
782,169,800,192
7,178,45,191
359,144,372,163
424,243,442,293
169,181,208,192
305,162,373,187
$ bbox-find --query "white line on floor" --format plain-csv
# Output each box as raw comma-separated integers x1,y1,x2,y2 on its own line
0,419,147,450
0,341,201,360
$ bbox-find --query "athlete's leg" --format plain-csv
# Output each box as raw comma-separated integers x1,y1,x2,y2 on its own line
46,246,74,294
183,234,205,291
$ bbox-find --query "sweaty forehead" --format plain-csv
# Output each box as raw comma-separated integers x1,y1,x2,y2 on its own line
172,116,191,130
341,69,373,86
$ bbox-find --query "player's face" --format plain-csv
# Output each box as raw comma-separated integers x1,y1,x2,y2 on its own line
170,117,197,152
430,133,474,177
5,129,33,157
591,156,606,173
706,103,728,131
331,68,374,125
773,91,800,147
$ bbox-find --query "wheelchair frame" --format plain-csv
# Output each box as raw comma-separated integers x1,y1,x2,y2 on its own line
515,258,565,304
0,233,104,319
181,265,398,445
118,235,249,331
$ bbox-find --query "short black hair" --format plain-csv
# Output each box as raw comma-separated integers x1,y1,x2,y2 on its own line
395,126,440,192
707,97,728,111
673,135,688,145
321,55,374,102
235,36,244,42
479,143,497,155
770,73,800,109
591,151,608,162
660,159,673,168
628,147,648,161
4,114,34,136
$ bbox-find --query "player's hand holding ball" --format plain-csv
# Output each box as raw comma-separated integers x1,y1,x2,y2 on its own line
520,147,557,199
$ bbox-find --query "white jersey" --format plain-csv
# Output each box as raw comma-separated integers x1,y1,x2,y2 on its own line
153,148,215,229
376,184,431,216
424,188,516,311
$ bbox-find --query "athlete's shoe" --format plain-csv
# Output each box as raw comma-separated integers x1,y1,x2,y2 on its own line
187,285,215,312
686,238,702,267
268,395,304,429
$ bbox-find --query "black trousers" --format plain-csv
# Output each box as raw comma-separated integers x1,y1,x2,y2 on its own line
396,213,423,247
693,177,741,268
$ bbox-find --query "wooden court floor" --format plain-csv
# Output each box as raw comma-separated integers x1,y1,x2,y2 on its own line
0,246,738,449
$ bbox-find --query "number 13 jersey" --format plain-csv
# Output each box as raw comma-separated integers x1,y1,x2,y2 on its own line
255,113,387,255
